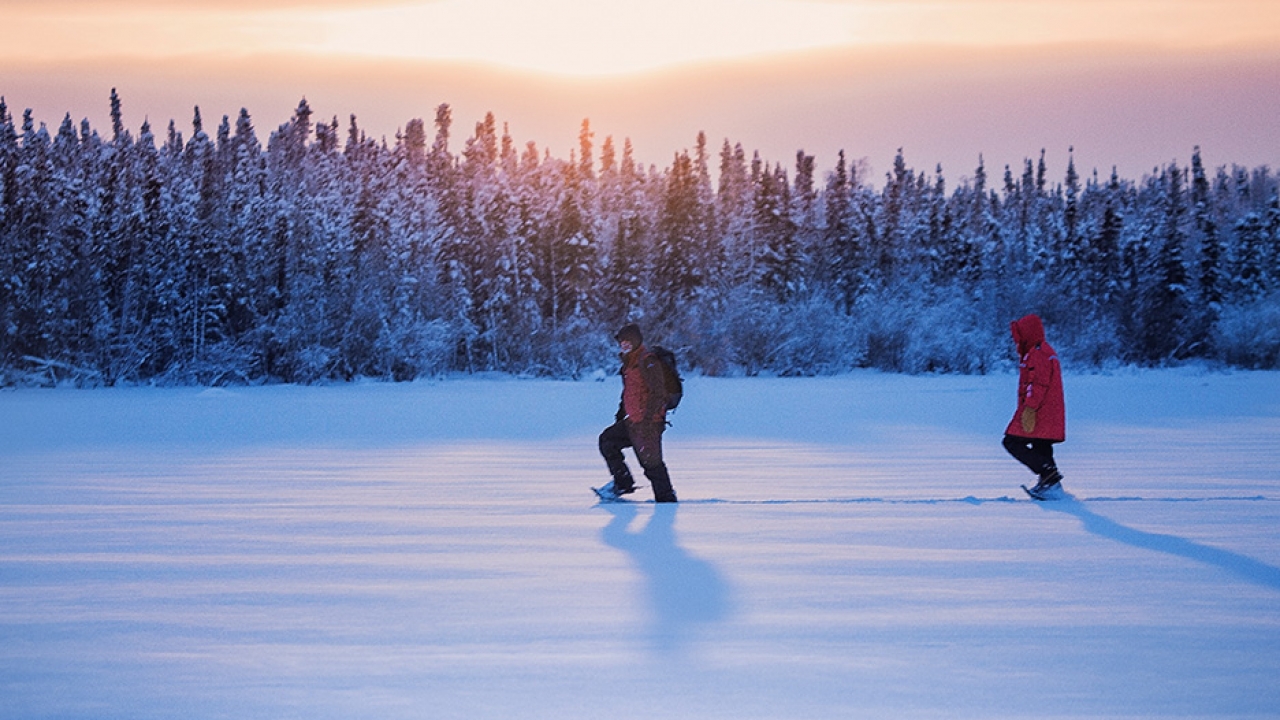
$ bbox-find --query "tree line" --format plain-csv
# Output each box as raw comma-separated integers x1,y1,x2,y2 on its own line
2,91,1278,386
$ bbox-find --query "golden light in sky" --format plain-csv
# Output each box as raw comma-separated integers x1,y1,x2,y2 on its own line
304,0,861,75
300,0,1280,75
2,0,1279,182
5,0,1280,76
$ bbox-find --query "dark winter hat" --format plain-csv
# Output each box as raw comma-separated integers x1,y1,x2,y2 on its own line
615,323,643,345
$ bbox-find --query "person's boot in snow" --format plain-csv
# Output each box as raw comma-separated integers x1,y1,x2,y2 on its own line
1032,467,1063,495
597,477,636,501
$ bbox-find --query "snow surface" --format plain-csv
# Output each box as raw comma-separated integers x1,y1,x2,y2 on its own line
2,369,1279,719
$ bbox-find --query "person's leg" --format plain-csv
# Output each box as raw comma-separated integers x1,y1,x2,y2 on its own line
629,422,677,503
1002,434,1055,476
599,420,636,492
1032,440,1062,488
1032,440,1056,470
1005,435,1064,493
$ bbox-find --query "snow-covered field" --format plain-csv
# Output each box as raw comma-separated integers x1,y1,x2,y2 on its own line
2,370,1278,719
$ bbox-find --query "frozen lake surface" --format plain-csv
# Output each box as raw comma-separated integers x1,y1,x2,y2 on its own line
2,370,1279,719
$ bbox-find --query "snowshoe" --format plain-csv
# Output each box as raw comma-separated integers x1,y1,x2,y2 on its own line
1022,478,1064,501
1022,468,1064,500
592,481,635,503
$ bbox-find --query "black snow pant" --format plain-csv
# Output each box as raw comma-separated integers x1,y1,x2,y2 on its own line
599,419,677,502
1002,434,1059,477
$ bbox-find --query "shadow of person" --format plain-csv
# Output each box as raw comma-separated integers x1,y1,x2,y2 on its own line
1038,495,1280,592
600,503,732,656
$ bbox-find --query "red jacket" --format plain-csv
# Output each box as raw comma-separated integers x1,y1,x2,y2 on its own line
620,345,668,424
1005,314,1065,442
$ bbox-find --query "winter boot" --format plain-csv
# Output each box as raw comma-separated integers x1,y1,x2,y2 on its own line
597,478,636,501
610,470,637,496
593,480,631,502
1032,467,1063,495
645,465,677,503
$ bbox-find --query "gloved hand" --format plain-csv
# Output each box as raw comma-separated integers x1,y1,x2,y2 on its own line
1021,407,1037,434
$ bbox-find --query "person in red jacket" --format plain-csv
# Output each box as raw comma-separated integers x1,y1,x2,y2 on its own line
597,323,677,503
1002,314,1067,498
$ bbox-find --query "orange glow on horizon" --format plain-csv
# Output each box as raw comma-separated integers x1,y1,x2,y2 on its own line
3,0,1280,78
3,0,1279,184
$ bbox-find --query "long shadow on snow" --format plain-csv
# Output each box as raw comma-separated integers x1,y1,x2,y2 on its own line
685,495,1273,506
1038,495,1280,592
600,503,732,656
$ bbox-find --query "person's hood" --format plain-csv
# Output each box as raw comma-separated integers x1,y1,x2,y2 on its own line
1010,314,1045,356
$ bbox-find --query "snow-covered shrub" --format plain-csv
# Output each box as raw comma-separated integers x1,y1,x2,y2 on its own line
525,314,613,378
1214,294,1280,369
770,296,867,375
154,342,260,386
855,288,1002,374
707,291,864,376
284,342,339,385
905,294,1002,374
720,296,785,375
9,356,104,388
383,318,453,380
1052,311,1127,370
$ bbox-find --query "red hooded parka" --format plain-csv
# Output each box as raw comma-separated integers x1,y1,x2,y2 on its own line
1005,314,1066,442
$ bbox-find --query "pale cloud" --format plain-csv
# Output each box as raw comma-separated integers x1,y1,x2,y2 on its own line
0,0,415,7
298,0,863,75
260,0,1280,75
2,1,1277,181
838,0,1280,48
2,0,1279,76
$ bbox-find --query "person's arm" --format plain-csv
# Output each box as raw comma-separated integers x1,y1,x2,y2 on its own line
1019,348,1056,432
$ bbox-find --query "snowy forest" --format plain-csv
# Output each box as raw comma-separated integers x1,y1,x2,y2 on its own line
1,91,1278,386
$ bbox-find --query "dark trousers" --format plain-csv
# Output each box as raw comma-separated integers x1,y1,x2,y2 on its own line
599,419,677,502
1002,434,1058,477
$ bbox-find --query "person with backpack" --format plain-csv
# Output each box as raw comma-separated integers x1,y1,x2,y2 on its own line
1002,313,1067,499
596,323,678,503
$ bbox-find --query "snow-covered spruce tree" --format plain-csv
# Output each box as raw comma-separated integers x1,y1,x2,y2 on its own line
751,162,797,304
220,108,281,380
652,151,704,325
541,152,600,375
1129,163,1192,364
259,99,332,382
441,112,501,372
820,149,869,315
599,137,651,330
0,98,15,381
10,93,1280,380
121,119,177,381
36,113,96,379
918,164,956,289
1229,198,1273,304
933,156,990,299
714,140,752,279
869,149,910,291
5,111,62,378
422,104,481,373
1183,146,1225,355
790,150,821,296
95,101,152,384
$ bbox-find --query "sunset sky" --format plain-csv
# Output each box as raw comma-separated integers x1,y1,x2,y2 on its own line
3,0,1278,184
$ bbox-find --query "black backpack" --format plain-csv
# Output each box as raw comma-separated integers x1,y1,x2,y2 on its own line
649,346,683,411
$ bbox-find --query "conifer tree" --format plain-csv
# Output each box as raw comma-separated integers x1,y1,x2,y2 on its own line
1138,163,1191,363
823,150,862,312
654,151,702,316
